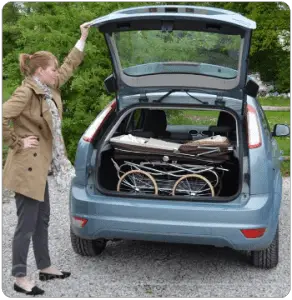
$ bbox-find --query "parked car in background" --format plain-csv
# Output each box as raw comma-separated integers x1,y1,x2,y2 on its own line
69,5,289,269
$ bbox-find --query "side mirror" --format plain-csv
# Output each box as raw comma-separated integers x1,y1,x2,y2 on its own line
104,74,117,94
245,79,259,98
272,124,290,137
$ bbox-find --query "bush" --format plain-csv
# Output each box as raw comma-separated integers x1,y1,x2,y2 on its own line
3,2,290,165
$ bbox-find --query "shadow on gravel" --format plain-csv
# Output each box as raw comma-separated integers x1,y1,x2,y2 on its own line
103,239,251,268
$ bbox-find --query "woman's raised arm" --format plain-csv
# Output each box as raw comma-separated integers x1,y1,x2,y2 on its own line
55,22,91,89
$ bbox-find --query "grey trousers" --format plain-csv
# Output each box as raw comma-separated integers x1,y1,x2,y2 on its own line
12,182,51,277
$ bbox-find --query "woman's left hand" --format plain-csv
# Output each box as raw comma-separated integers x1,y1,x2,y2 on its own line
80,22,91,41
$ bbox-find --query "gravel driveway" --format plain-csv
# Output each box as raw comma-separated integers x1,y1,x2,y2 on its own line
2,177,290,297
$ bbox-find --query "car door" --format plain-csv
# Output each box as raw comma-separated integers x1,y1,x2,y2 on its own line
257,102,281,170
254,100,281,198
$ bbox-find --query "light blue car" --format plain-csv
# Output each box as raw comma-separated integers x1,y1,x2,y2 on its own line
69,5,289,269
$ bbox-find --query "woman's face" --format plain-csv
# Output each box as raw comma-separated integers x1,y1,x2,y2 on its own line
37,61,58,86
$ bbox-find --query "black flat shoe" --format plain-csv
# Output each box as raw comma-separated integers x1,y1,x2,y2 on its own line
14,283,45,296
39,271,71,281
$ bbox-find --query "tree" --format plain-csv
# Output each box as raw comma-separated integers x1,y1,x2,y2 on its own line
168,2,290,90
2,3,22,72
208,2,290,90
2,2,290,161
2,2,154,161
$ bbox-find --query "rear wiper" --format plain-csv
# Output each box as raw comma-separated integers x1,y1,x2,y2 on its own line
184,90,208,105
154,89,208,104
154,89,180,103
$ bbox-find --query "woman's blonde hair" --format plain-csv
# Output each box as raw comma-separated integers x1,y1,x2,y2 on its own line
19,51,59,76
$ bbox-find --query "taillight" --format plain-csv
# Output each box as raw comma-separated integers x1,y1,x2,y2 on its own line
82,100,116,142
246,104,262,149
240,228,266,238
72,216,88,228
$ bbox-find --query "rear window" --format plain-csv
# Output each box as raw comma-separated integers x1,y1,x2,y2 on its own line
166,109,220,126
114,30,241,79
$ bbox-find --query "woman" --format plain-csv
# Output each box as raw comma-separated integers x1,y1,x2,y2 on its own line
3,22,91,295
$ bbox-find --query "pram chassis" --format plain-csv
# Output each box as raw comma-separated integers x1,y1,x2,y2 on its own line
110,135,233,198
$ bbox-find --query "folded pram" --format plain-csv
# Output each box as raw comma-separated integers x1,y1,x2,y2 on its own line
110,134,233,162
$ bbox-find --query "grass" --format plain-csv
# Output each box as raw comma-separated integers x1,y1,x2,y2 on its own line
2,93,290,176
281,161,290,177
265,111,290,158
276,137,290,156
258,96,290,107
168,109,290,176
167,110,219,126
265,111,290,127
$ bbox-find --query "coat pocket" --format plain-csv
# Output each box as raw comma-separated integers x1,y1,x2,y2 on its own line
13,144,40,170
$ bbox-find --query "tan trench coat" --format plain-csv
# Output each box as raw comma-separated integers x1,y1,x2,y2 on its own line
3,47,84,201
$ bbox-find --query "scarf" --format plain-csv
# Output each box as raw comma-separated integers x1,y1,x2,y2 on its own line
33,76,75,191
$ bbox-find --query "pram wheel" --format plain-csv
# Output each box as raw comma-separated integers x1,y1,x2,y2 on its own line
172,174,215,197
117,170,158,195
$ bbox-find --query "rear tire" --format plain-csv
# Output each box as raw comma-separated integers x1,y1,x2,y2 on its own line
250,226,279,269
70,227,106,256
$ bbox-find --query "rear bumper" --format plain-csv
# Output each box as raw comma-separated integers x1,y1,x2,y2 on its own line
70,183,280,251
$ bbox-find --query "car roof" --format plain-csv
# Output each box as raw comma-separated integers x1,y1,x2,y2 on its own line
89,5,256,30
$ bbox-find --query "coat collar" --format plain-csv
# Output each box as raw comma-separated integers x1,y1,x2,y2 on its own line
22,77,46,95
22,76,53,95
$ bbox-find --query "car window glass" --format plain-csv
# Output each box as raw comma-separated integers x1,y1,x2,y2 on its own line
133,109,143,129
166,109,219,126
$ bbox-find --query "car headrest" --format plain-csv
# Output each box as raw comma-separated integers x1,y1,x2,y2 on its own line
217,111,236,129
143,110,167,136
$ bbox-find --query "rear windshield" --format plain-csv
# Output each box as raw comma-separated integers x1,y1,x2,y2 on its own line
114,30,241,79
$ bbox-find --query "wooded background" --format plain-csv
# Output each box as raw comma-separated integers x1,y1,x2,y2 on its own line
3,2,290,162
